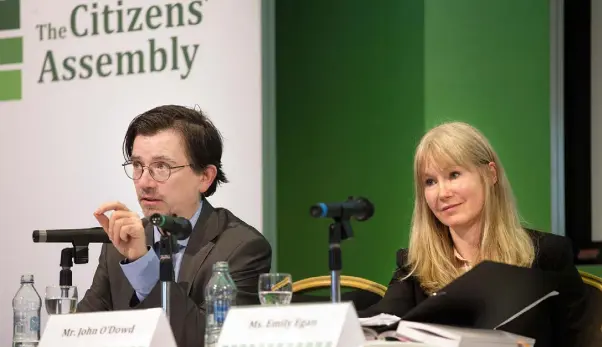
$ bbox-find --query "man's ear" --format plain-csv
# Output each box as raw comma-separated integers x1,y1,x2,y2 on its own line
199,165,217,193
488,161,498,185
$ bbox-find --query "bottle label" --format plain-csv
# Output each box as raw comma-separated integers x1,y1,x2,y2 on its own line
213,299,230,325
30,316,40,332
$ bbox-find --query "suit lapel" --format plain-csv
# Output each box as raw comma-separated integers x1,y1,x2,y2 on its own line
178,200,222,295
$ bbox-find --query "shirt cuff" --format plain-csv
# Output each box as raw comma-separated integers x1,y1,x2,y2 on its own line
119,248,159,301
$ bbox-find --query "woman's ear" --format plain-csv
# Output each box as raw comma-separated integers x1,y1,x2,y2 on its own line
488,162,498,185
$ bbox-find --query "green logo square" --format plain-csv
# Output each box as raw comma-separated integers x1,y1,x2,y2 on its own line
0,1,22,100
0,37,23,64
0,70,22,101
0,0,20,31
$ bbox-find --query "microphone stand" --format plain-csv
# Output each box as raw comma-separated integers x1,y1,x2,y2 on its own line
328,217,353,303
158,233,176,319
59,243,89,290
59,248,73,295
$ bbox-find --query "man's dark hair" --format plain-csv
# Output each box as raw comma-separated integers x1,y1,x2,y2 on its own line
123,104,228,197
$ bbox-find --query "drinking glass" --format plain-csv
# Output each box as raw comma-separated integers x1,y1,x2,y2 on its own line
258,273,293,305
45,285,78,315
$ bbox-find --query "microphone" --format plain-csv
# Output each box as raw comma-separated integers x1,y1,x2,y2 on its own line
310,196,374,221
32,218,150,244
149,214,192,240
33,227,109,244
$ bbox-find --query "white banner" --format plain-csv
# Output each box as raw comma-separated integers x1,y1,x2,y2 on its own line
0,0,263,344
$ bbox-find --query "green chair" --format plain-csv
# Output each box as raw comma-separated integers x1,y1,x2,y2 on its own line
291,275,386,311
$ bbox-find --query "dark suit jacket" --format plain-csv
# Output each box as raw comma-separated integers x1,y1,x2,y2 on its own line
358,230,587,347
77,201,272,347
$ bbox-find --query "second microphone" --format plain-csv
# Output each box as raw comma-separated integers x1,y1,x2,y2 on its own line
149,214,193,240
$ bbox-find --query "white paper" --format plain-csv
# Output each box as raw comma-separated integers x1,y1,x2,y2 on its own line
358,313,401,327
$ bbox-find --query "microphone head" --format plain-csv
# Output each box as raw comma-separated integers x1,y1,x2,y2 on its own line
32,230,41,243
149,213,192,240
354,197,374,222
310,203,327,218
149,213,165,226
309,197,375,221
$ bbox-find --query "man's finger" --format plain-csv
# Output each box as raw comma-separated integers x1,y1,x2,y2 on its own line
111,210,137,220
108,213,117,241
120,225,133,242
94,213,110,233
94,201,129,215
112,218,126,246
118,218,139,241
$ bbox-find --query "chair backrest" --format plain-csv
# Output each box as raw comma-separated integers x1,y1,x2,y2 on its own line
291,275,386,311
578,270,602,347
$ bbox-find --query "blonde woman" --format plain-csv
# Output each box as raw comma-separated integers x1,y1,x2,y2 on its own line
360,122,586,347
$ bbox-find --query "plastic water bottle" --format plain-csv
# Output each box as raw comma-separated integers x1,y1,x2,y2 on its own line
204,261,237,347
13,274,42,347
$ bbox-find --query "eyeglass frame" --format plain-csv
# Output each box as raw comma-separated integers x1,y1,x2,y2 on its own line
122,160,192,182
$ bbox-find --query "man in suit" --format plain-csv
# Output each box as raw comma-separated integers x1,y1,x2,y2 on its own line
77,105,272,347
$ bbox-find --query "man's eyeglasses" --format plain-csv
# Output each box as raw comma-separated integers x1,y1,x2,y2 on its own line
122,161,191,182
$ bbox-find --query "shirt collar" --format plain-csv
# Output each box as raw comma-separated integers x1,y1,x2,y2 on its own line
453,247,472,271
153,200,203,248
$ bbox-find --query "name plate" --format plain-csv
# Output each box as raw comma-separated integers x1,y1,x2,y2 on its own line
39,308,176,347
218,302,365,347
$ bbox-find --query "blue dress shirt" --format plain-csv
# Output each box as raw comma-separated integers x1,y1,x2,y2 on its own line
120,202,203,302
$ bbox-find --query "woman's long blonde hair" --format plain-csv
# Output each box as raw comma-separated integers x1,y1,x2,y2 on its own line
406,122,535,294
